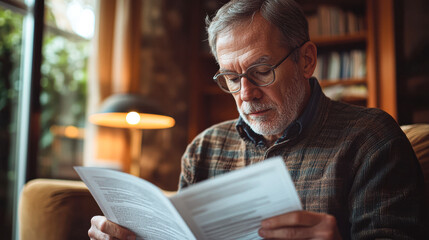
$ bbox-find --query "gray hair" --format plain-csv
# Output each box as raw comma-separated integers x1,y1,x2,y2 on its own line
206,0,309,62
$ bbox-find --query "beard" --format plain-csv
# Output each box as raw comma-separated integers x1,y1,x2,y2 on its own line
237,72,306,137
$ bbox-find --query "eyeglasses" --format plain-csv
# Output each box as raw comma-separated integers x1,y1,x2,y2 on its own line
213,45,302,94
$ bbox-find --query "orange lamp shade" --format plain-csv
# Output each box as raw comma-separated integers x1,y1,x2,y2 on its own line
89,94,175,129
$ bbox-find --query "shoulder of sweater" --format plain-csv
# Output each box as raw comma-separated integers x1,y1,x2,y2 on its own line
328,100,397,126
326,100,403,140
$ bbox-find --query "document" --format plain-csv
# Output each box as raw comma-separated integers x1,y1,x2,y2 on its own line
75,156,302,240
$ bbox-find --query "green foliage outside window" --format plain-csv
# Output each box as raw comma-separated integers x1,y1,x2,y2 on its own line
39,31,89,149
1,5,90,177
0,7,22,147
38,28,90,177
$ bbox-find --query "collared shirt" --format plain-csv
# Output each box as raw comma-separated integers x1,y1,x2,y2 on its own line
179,78,427,239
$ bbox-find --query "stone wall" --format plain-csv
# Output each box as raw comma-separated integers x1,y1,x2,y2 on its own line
137,0,190,191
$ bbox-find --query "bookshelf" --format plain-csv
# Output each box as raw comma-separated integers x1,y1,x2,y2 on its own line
304,2,369,106
187,0,397,140
299,0,397,118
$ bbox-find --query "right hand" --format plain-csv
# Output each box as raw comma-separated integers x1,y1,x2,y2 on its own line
89,215,136,240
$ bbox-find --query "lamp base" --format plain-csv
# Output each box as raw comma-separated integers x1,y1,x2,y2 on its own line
129,128,142,177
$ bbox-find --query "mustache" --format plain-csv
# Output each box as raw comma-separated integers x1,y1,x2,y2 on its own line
240,101,274,114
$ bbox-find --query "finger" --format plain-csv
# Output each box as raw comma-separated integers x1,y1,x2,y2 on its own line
260,212,339,240
91,216,136,240
259,225,338,240
258,226,312,239
88,223,111,240
261,211,323,229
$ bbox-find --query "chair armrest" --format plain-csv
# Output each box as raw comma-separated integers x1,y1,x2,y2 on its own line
19,178,102,240
401,124,429,208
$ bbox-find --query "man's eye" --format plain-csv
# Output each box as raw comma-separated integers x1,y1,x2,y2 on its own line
225,76,240,82
250,69,271,78
255,70,271,76
249,65,272,77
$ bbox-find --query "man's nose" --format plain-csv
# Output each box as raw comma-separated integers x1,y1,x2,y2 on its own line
240,77,262,101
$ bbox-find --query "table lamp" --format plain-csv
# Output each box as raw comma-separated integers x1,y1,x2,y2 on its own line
89,94,175,176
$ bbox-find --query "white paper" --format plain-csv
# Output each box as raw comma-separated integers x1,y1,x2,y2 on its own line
170,157,302,240
74,167,196,240
75,156,302,240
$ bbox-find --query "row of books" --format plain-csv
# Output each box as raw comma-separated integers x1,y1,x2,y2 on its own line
307,5,365,37
313,50,366,81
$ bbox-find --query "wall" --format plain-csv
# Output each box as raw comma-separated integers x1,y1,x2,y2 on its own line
396,0,429,124
138,0,190,190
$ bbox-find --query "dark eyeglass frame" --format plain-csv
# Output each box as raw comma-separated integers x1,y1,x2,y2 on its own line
213,42,306,94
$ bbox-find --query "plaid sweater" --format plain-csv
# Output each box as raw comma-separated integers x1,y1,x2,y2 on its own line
179,79,427,239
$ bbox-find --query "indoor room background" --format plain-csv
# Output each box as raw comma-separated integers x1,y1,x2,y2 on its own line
0,0,428,239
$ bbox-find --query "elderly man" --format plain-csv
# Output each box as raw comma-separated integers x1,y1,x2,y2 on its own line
89,0,427,239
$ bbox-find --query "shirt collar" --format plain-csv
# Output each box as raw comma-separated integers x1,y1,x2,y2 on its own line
236,77,321,146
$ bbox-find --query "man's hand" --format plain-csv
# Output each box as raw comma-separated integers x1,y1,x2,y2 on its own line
88,215,136,240
258,211,342,239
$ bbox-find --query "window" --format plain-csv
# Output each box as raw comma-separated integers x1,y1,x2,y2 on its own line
0,0,95,238
0,4,24,239
39,0,95,179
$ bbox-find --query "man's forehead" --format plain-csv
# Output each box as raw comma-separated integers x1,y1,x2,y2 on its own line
218,55,272,72
216,31,283,71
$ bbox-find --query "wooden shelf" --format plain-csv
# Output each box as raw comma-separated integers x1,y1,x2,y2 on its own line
319,78,366,87
311,32,367,46
340,95,367,106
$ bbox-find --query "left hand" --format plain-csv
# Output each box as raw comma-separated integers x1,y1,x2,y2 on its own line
258,210,342,239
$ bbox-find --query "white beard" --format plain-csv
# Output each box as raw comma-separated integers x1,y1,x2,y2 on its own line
238,73,306,136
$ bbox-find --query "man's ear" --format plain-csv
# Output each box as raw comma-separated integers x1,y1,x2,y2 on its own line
300,41,317,79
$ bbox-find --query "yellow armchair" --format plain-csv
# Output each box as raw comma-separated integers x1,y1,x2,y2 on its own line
19,179,102,240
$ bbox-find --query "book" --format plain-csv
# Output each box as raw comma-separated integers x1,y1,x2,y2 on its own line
307,5,365,37
327,51,341,80
74,157,302,240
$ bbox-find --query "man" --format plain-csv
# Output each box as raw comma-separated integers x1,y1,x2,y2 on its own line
89,0,427,239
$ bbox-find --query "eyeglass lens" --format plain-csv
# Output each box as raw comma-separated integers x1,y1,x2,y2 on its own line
218,64,274,92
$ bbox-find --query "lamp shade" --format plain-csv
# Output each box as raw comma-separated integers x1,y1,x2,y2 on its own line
89,94,175,129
